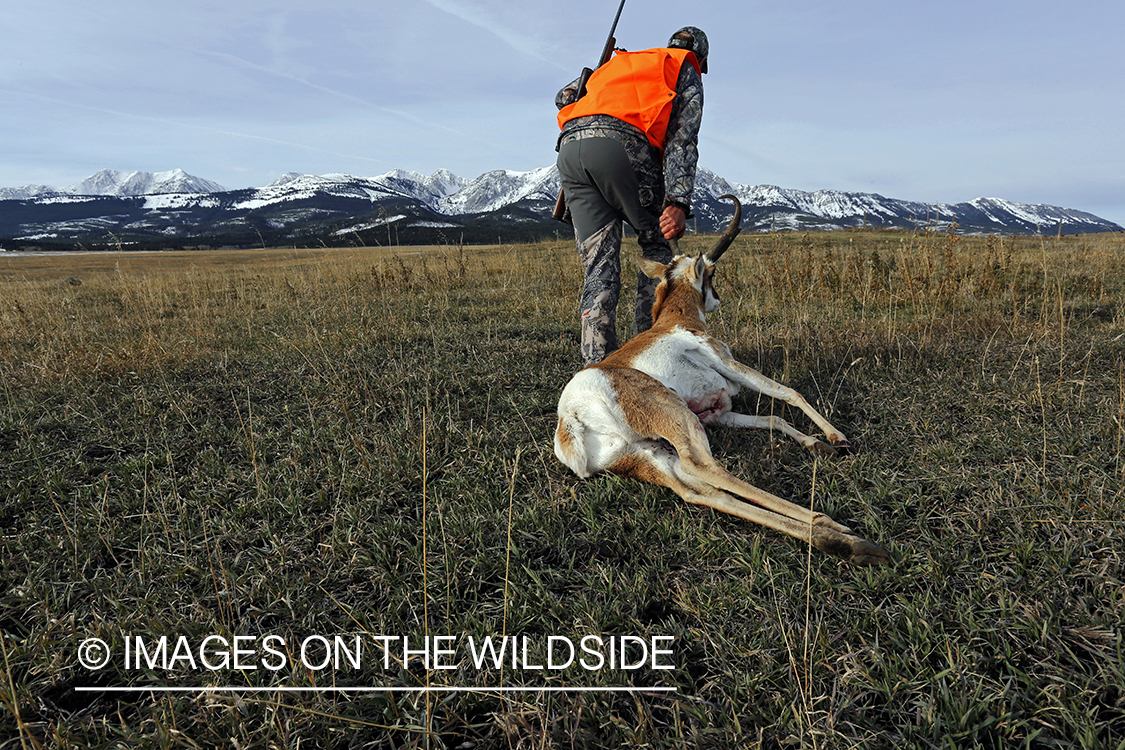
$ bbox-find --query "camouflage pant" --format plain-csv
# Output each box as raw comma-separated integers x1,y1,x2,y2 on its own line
575,220,672,366
558,135,674,365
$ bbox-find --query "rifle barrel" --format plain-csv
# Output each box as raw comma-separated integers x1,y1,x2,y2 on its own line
600,0,627,65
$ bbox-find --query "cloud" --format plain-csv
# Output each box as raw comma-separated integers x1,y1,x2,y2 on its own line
419,0,568,70
2,86,398,171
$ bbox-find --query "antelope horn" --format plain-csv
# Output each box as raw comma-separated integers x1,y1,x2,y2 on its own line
705,194,742,262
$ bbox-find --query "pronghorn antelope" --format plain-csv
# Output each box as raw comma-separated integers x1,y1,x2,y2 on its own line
554,196,890,566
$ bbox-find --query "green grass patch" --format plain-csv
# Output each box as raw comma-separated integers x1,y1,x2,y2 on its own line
2,231,1123,748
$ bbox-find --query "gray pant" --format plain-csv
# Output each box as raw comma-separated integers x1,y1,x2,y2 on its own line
557,137,673,365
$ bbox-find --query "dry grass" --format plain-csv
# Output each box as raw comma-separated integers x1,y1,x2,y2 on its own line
1,229,1123,748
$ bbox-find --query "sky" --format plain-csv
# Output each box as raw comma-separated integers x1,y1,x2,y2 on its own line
2,0,1123,225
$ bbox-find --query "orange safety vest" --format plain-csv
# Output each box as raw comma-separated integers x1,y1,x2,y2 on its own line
557,48,700,152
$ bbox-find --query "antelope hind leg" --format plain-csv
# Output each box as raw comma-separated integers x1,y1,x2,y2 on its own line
661,425,889,565
611,441,890,566
607,366,888,564
694,489,891,566
684,461,890,566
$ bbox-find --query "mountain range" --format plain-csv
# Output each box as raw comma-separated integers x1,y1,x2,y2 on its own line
0,167,1119,250
0,169,226,201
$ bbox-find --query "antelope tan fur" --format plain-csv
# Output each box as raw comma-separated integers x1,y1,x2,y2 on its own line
554,195,890,566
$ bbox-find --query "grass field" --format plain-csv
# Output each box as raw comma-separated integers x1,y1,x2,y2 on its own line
1,228,1123,748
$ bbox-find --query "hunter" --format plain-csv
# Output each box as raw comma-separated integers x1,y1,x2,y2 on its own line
556,26,708,366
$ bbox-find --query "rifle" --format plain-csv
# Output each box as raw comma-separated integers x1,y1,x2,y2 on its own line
552,0,627,222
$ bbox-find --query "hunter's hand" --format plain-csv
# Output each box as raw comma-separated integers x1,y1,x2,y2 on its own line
660,205,687,240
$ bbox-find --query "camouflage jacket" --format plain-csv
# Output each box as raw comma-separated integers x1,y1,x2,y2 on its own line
555,52,704,213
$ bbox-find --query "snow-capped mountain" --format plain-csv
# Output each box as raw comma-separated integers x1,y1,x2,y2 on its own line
0,169,225,200
223,169,475,215
66,169,226,197
0,165,1120,249
690,168,1119,235
0,183,58,201
435,167,557,215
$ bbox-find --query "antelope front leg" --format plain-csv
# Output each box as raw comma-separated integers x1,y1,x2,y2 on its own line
715,412,841,457
712,351,854,452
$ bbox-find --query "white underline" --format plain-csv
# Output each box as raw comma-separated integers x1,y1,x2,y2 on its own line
76,686,677,693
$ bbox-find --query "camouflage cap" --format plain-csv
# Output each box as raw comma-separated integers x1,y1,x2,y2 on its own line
668,26,708,73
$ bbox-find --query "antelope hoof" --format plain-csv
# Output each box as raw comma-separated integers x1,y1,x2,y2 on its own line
848,538,892,566
811,527,891,567
809,440,839,458
829,438,857,456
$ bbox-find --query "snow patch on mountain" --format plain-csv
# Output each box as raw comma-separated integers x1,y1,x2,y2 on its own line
144,194,222,210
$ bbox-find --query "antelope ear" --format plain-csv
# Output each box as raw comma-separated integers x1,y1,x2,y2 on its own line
692,255,707,283
639,257,666,280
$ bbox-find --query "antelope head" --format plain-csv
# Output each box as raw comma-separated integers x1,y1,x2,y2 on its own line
641,195,743,320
